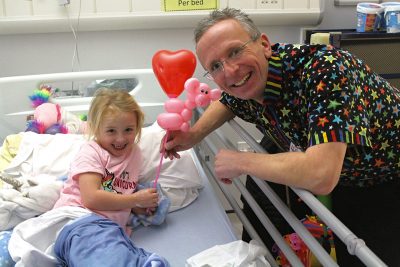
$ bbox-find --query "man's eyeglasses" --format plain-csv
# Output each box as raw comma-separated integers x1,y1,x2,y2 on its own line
203,39,253,81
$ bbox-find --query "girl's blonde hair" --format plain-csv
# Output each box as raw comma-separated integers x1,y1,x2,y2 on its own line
87,88,144,143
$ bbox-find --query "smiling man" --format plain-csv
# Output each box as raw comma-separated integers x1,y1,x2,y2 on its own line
162,7,400,266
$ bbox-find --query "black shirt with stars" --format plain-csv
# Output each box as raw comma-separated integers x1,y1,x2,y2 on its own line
220,43,400,187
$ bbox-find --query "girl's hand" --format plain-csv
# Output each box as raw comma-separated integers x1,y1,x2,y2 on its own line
133,188,159,209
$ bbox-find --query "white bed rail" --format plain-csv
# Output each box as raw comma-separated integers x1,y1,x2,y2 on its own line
0,69,166,141
193,109,387,267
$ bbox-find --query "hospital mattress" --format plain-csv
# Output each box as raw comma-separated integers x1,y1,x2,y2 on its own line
133,150,237,266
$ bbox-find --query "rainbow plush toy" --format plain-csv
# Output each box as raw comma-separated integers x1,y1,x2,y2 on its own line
29,85,52,108
26,85,68,135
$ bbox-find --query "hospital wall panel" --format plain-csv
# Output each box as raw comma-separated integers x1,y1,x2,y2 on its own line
131,0,162,12
0,0,3,17
96,0,131,13
3,0,33,17
32,0,95,16
228,0,256,9
284,0,308,9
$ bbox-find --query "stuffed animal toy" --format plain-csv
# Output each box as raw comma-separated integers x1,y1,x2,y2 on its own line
26,85,87,135
26,102,68,134
26,85,67,134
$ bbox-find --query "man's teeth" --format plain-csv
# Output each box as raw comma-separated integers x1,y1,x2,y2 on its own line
234,73,250,87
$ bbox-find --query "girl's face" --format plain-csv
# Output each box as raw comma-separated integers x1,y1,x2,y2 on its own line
96,110,138,158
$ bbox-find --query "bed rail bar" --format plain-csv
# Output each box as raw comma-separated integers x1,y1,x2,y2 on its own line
194,109,387,267
0,69,153,84
195,147,280,267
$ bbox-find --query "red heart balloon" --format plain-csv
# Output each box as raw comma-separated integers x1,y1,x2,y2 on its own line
152,50,197,98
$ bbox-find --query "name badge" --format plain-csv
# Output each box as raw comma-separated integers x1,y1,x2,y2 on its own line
289,142,302,152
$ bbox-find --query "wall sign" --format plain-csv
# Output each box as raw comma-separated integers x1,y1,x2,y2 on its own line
163,0,217,11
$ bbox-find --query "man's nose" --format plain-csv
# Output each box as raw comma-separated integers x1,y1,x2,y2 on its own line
222,60,239,75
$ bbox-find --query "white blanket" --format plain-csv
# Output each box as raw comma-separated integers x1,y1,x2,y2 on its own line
9,206,91,267
0,123,203,230
4,132,86,179
0,133,85,230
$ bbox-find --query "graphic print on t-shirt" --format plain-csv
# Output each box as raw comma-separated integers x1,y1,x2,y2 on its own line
101,169,137,194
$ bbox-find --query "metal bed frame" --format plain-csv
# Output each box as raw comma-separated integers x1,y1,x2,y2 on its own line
193,108,387,267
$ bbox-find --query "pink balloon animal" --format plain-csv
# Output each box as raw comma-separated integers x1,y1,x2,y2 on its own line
157,78,221,132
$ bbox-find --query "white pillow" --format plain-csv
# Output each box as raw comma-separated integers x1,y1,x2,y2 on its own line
138,122,203,211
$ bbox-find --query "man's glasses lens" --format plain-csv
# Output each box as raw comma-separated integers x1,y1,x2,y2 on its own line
203,39,252,80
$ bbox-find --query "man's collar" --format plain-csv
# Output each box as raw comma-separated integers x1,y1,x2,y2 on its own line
263,49,284,105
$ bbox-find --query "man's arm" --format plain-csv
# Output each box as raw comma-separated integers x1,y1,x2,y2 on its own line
215,142,347,195
190,100,235,142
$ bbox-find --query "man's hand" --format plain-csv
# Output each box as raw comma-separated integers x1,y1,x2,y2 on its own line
160,130,196,160
214,149,245,183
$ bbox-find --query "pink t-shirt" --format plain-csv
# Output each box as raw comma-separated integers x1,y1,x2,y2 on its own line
53,140,142,229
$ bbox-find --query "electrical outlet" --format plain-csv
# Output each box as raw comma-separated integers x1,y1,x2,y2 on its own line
256,0,283,9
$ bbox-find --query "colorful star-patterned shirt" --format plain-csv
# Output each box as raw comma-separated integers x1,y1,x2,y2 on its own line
220,43,400,187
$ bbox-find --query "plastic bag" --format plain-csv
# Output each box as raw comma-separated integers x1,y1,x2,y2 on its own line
186,240,270,267
84,78,139,96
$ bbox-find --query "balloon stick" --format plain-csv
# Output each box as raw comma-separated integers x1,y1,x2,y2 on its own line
153,130,170,188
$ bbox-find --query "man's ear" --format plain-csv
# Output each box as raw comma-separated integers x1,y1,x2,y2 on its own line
260,33,272,58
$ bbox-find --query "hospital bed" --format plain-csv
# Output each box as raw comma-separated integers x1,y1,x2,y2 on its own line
0,69,387,266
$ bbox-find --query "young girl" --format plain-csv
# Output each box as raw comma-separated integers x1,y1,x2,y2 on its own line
8,89,170,267
53,88,159,230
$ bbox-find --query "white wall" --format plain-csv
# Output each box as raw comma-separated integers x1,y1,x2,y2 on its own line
0,26,303,78
0,28,195,77
0,1,359,78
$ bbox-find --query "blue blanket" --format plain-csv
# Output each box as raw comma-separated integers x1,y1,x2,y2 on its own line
0,230,14,267
130,182,171,228
54,213,170,267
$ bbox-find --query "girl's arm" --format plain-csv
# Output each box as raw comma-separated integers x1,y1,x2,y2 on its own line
78,172,159,211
